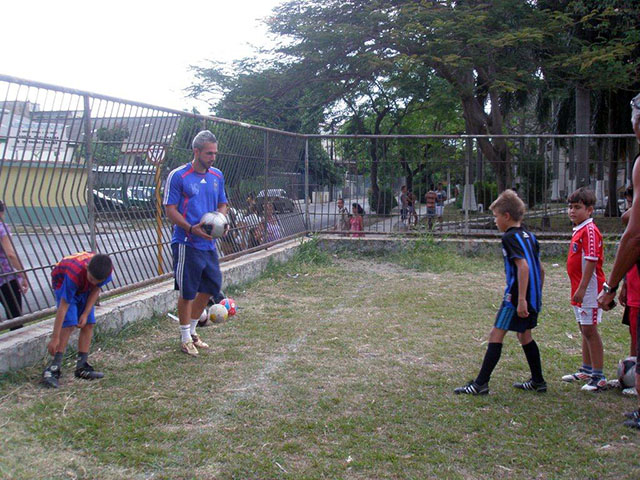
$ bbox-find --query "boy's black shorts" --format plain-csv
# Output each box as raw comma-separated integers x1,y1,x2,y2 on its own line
494,301,538,333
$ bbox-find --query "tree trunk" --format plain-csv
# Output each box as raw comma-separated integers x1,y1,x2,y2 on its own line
575,85,590,187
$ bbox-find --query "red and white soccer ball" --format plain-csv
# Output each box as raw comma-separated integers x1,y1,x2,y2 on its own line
219,297,237,316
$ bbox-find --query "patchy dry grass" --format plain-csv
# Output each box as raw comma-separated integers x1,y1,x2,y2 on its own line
1,241,639,479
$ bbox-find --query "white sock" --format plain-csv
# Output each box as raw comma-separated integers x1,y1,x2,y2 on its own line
180,325,192,343
190,319,198,336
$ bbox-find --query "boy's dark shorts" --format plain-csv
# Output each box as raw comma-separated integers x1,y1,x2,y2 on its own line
494,301,538,333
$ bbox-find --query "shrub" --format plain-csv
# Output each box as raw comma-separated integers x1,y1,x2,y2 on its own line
368,187,398,214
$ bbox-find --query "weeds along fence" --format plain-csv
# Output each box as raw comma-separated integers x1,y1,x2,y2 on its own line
0,73,637,329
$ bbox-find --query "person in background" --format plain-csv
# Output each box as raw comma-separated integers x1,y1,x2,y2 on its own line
350,203,364,237
0,200,29,330
264,202,284,242
335,198,350,234
435,182,447,230
425,186,437,231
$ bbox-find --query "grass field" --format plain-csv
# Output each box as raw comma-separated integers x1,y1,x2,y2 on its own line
1,238,639,479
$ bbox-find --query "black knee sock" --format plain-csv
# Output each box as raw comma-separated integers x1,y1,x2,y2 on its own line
51,352,63,368
76,352,89,369
522,340,544,383
475,342,503,385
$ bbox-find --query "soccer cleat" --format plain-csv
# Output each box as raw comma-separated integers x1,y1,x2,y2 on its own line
624,409,640,421
513,379,547,393
454,380,489,395
561,370,591,382
42,365,61,388
191,334,209,349
581,377,607,392
623,418,640,430
74,362,104,380
622,387,638,396
181,341,199,357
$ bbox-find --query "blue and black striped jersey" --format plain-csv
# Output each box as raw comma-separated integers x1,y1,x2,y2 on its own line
501,226,543,312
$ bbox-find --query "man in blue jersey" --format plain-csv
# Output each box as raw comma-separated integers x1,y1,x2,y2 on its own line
455,189,546,395
164,130,228,356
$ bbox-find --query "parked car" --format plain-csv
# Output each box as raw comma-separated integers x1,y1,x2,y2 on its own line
256,188,296,213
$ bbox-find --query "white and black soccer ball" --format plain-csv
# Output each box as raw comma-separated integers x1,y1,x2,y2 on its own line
617,356,637,389
201,211,228,238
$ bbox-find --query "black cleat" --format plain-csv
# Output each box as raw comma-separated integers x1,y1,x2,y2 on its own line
624,409,640,421
454,380,489,395
42,365,61,388
74,362,104,380
513,378,547,393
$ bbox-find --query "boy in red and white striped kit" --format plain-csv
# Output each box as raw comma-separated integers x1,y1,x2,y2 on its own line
563,187,607,391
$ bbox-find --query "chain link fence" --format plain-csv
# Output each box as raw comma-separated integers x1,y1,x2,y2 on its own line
0,74,637,329
0,75,306,329
305,134,637,237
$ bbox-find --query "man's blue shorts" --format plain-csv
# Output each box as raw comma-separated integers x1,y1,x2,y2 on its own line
55,289,96,328
172,243,222,301
494,301,538,333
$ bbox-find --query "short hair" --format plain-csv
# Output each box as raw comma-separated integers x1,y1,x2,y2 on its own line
192,130,217,150
88,254,113,281
489,189,525,221
567,187,596,207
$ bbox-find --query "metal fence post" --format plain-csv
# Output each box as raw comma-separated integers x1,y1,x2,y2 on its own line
304,138,309,230
82,94,96,252
263,131,269,239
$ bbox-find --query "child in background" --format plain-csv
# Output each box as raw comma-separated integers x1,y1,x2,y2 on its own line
619,185,638,396
562,187,607,392
350,203,364,237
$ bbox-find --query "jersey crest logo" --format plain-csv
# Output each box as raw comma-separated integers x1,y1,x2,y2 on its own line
572,242,578,252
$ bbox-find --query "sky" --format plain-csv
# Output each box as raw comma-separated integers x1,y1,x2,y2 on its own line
2,0,283,113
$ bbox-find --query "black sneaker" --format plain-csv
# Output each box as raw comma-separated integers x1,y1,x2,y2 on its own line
74,362,104,380
513,379,547,393
454,380,489,395
624,409,640,421
623,418,640,430
42,365,61,388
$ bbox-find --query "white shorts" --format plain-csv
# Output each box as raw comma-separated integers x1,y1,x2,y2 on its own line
573,306,602,326
435,205,444,217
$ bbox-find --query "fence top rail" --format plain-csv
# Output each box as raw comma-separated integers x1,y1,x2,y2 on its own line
0,73,303,139
306,133,637,140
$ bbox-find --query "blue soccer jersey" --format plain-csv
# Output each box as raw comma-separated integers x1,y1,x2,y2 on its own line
163,163,228,251
501,226,542,313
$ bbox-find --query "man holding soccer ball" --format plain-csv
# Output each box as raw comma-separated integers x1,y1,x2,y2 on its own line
164,130,228,356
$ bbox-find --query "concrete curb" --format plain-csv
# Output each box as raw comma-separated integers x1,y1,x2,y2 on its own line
315,234,571,257
0,239,302,373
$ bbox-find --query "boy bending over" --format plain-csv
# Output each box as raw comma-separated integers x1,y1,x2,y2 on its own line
42,252,113,388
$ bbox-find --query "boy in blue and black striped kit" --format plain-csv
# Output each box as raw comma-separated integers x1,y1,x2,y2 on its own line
455,189,546,395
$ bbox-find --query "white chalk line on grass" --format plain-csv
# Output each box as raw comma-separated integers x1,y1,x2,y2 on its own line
164,332,309,432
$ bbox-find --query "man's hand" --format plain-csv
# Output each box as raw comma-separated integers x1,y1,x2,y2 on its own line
597,289,617,311
190,221,213,241
517,298,529,318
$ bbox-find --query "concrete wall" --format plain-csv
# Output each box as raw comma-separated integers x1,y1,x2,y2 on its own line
0,239,301,373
